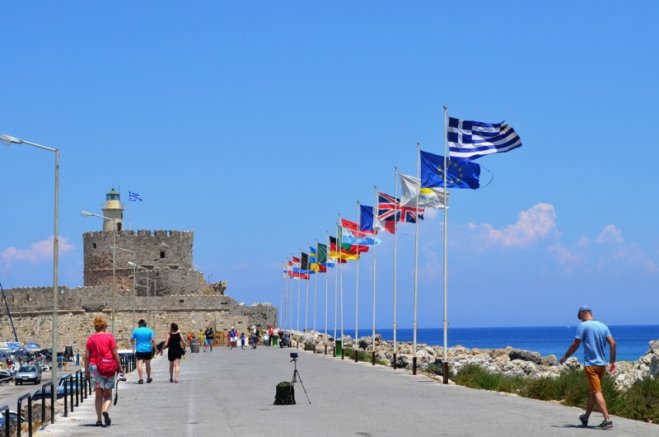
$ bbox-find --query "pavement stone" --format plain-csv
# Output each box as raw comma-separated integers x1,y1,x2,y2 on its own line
35,345,658,436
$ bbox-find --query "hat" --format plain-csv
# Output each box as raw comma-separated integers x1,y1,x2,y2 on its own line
577,305,591,318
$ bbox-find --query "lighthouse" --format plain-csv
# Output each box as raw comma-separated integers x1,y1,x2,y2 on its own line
101,188,124,231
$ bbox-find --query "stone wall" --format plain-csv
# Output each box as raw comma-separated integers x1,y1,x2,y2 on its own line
0,289,277,353
83,230,204,295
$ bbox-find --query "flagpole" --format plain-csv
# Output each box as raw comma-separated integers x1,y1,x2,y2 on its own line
305,245,310,332
297,266,301,335
442,105,449,383
393,166,399,368
338,217,345,359
413,141,420,375
313,241,318,333
371,185,378,366
333,236,338,351
355,201,361,362
289,254,294,330
325,234,330,354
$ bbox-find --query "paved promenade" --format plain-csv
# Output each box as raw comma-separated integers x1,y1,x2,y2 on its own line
38,345,656,436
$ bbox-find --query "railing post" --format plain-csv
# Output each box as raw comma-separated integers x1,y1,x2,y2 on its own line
3,406,10,437
63,376,68,418
69,377,74,412
17,393,33,437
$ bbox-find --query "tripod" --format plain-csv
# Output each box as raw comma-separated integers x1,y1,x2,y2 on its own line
291,357,311,404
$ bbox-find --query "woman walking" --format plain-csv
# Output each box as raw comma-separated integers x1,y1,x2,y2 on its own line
84,316,123,427
163,322,186,383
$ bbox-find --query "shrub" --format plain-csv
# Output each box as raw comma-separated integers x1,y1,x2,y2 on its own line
453,364,523,393
614,378,659,423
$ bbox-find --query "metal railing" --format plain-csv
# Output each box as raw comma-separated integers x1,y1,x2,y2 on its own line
2,353,137,435
16,393,32,437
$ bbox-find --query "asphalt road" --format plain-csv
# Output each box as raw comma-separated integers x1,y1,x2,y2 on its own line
35,346,657,436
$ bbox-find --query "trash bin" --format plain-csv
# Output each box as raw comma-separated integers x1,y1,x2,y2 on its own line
271,336,279,347
190,338,200,353
334,339,343,357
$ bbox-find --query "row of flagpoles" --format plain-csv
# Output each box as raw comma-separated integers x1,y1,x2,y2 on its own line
280,106,523,367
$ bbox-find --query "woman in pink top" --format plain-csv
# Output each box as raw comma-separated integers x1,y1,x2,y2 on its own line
84,316,123,427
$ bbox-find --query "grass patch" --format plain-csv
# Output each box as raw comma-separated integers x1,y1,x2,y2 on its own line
343,347,388,365
453,364,656,425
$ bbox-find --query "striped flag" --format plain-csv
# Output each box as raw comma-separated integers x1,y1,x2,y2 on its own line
128,191,143,202
447,116,522,160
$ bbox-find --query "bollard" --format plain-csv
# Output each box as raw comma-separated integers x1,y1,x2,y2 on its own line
354,349,358,362
412,357,417,375
443,362,449,384
392,353,397,369
76,353,80,366
371,351,375,366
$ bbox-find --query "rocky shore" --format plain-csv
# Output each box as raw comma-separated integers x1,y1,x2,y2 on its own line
290,331,659,390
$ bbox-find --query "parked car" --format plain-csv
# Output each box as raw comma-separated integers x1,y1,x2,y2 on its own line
32,374,80,400
14,365,42,385
0,405,24,432
0,371,12,386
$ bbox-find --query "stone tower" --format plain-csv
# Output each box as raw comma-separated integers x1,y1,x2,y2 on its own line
102,188,123,231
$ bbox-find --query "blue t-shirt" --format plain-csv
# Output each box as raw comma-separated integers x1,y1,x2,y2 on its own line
575,320,612,366
131,326,155,353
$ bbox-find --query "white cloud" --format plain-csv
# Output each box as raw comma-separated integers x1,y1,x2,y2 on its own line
467,203,557,248
595,225,624,244
0,236,74,264
549,225,657,275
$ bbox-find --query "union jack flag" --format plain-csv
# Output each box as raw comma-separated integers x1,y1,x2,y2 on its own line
377,192,399,234
399,204,424,224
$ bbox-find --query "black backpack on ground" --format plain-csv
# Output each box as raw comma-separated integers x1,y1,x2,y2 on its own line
274,381,295,405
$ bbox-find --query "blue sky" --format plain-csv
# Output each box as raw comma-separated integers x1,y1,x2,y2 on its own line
1,2,657,329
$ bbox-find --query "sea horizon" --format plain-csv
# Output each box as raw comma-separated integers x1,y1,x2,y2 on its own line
311,324,659,362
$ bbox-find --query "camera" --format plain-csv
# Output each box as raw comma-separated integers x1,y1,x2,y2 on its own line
290,352,298,359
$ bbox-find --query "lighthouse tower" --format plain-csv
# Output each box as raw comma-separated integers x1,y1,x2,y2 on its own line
102,188,124,231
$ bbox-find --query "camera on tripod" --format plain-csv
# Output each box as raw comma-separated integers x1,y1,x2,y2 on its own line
290,352,298,360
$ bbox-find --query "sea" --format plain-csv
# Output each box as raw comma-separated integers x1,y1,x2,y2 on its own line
341,325,659,362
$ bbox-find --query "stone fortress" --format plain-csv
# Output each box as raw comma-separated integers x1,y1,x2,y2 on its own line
1,188,277,352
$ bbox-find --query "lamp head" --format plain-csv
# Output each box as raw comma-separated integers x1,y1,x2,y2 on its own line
0,134,22,145
80,210,93,217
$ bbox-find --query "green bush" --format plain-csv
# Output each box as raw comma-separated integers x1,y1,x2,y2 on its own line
453,364,524,393
453,364,659,425
614,378,659,423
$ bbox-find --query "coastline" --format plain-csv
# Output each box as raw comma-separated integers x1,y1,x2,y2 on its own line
288,330,659,390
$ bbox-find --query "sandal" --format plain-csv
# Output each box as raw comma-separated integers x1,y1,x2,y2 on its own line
138,379,144,384
95,420,103,427
147,377,152,383
103,411,111,427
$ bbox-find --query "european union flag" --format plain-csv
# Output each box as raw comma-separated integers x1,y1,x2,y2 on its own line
420,150,480,189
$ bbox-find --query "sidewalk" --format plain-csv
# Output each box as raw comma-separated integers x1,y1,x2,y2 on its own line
37,345,657,436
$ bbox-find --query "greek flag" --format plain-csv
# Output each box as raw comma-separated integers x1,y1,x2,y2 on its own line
129,191,143,202
448,116,522,160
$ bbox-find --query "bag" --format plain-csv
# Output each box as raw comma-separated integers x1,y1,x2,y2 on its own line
97,357,118,377
273,381,295,405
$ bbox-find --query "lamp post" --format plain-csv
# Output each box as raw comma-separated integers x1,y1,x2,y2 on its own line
81,210,117,335
129,263,154,325
1,133,59,410
114,247,136,328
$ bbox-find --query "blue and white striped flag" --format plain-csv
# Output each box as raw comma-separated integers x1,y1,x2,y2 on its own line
447,116,522,160
128,191,143,202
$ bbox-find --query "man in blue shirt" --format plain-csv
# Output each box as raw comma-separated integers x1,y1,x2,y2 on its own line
130,319,157,384
560,305,616,429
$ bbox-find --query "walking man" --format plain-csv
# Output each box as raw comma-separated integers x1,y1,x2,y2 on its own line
130,319,156,384
204,325,214,352
560,305,616,429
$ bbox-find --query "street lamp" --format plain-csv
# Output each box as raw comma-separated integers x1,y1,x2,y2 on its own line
113,246,136,328
129,262,155,326
81,210,117,335
1,133,60,411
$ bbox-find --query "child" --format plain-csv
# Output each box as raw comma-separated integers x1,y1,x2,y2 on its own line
240,332,246,350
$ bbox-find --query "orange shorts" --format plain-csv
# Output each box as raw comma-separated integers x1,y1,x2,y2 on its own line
584,366,606,393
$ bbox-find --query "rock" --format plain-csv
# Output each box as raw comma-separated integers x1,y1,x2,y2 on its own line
508,349,542,364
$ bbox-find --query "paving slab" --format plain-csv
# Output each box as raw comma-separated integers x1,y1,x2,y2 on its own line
36,345,657,436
